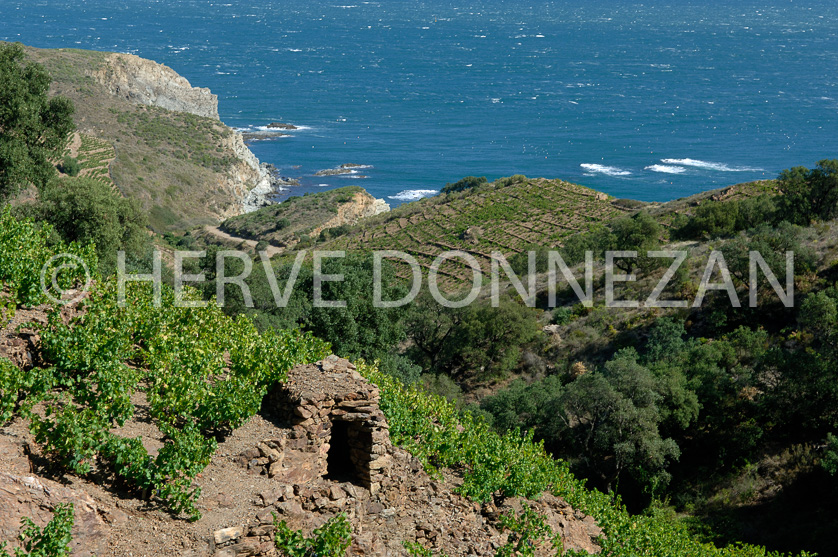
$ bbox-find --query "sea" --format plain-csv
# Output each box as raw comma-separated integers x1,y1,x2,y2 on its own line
2,0,837,205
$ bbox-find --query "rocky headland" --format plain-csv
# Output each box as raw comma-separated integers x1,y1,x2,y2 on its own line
92,52,220,120
84,50,282,217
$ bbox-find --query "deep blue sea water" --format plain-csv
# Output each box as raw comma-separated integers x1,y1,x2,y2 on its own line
2,0,837,205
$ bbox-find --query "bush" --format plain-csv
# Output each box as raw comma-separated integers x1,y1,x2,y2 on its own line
674,201,740,239
441,176,488,194
0,503,74,557
610,211,662,273
27,176,149,275
379,353,422,385
495,174,528,188
673,195,776,240
776,159,838,225
0,206,97,306
58,156,80,177
273,513,351,557
552,306,573,325
420,373,462,405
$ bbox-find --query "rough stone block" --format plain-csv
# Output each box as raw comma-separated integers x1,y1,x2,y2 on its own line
213,526,243,545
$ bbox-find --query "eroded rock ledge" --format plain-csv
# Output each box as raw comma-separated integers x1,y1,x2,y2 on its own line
93,53,220,120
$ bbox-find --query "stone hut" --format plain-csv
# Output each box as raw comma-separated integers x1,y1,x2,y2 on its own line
261,356,391,494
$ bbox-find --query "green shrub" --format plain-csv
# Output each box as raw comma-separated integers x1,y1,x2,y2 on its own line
273,513,351,557
0,503,74,557
672,195,776,240
441,175,488,194
28,176,149,275
378,353,422,385
495,174,528,188
58,156,80,177
496,504,562,557
822,433,838,476
0,357,39,425
0,206,98,306
552,306,573,325
776,159,838,225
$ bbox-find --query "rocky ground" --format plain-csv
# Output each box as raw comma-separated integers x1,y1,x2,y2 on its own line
0,306,601,556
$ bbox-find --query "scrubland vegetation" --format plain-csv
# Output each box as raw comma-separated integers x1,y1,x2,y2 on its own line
3,41,838,556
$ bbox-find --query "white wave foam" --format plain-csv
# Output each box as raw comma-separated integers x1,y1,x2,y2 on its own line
645,164,686,174
387,189,438,201
580,163,632,177
660,158,762,172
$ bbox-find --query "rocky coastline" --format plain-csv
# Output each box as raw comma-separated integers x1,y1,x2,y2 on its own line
314,163,371,177
90,50,387,221
241,163,301,213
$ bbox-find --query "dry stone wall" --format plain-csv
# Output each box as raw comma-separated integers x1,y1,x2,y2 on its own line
254,356,391,493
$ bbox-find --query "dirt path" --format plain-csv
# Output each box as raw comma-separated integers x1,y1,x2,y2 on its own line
67,131,82,157
203,225,283,257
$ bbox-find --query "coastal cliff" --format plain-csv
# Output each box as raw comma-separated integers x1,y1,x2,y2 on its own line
92,52,220,119
93,51,277,215
27,45,276,229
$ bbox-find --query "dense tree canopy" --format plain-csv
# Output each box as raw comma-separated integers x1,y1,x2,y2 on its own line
777,159,838,225
25,176,150,274
0,42,74,200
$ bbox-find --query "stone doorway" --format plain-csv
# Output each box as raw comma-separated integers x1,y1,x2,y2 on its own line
326,419,371,487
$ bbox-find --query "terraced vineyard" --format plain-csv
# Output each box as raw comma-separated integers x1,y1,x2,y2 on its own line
324,177,633,287
61,132,116,185
221,186,370,247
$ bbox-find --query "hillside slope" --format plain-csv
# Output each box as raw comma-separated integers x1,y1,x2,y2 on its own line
220,186,390,249
319,177,632,285
308,177,773,288
21,44,272,231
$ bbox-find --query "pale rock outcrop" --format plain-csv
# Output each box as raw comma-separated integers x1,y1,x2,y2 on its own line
223,132,275,213
92,53,277,214
93,53,219,119
309,191,390,237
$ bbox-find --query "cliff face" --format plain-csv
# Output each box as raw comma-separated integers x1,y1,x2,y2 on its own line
223,131,274,214
92,53,220,120
85,51,274,222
